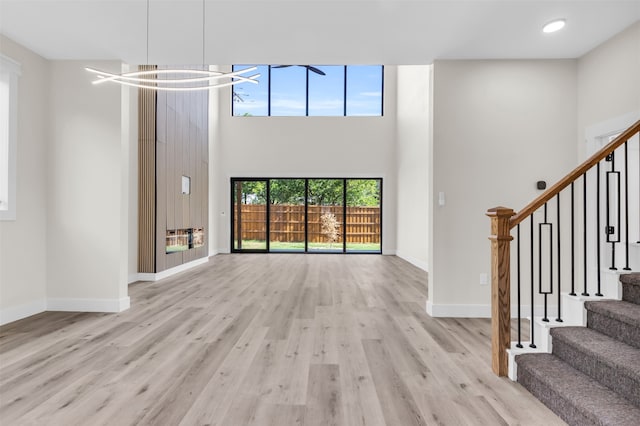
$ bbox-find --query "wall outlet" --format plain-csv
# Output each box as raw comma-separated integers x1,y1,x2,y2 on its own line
479,273,489,285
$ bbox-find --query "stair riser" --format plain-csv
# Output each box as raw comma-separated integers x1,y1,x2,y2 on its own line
622,282,640,305
516,366,599,426
552,339,640,408
587,310,640,349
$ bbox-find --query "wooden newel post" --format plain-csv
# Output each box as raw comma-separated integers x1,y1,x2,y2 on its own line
486,206,515,376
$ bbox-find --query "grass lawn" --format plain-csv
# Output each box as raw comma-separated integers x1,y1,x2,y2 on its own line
166,245,189,253
236,240,381,252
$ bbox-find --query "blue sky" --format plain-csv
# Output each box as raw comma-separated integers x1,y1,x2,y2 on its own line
232,65,382,116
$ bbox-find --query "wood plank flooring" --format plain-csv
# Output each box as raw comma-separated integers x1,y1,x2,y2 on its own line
0,254,565,425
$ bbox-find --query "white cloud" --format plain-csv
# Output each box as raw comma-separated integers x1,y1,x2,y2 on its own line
308,99,343,110
271,99,305,110
234,100,268,111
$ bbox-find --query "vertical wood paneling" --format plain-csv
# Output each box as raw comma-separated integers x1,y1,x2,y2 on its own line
155,140,167,272
156,90,167,143
155,89,168,273
155,66,209,271
137,65,157,273
190,119,198,227
166,105,176,231
182,107,190,229
138,65,209,274
174,112,183,231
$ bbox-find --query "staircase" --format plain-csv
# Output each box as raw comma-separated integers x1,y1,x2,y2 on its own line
487,120,640,424
516,273,640,426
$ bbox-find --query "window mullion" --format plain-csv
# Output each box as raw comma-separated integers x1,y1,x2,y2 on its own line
305,67,309,116
268,65,272,116
343,65,347,117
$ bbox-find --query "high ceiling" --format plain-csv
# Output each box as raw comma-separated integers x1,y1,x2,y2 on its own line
1,0,639,64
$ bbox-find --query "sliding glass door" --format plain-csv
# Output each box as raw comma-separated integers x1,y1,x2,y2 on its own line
307,179,344,253
233,179,268,251
269,179,306,252
231,178,382,254
346,179,381,253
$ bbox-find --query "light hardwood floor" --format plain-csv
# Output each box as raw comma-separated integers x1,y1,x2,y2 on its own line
0,254,564,425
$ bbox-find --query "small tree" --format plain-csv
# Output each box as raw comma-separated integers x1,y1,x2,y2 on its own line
320,212,340,248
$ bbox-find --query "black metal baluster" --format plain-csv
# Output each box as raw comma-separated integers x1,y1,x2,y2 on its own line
516,224,522,348
616,152,621,268
596,162,603,297
624,142,631,270
570,183,576,296
606,153,614,270
606,152,620,270
539,203,552,322
530,214,536,348
556,193,563,322
582,173,589,296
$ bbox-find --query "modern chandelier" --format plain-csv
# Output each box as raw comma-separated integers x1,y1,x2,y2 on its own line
86,0,259,91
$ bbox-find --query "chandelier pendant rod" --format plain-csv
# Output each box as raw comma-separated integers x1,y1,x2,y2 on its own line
86,0,260,92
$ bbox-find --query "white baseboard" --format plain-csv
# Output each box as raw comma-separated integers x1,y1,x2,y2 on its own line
427,302,491,317
396,251,428,272
47,297,130,313
136,257,209,282
426,302,551,318
119,297,131,311
128,273,139,284
1,296,130,325
0,299,47,326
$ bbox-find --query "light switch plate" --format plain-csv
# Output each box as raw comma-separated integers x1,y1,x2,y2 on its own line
480,273,489,285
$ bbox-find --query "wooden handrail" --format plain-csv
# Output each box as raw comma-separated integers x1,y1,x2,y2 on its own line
511,120,640,227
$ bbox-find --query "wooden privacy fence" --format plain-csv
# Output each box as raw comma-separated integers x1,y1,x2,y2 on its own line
234,204,381,243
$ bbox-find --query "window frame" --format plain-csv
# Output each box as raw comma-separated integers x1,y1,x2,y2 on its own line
0,54,21,221
231,65,384,117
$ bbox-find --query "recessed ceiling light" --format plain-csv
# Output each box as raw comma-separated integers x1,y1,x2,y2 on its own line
543,19,566,33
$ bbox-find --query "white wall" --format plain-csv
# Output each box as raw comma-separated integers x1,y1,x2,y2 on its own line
0,35,49,324
577,21,640,158
396,65,431,271
46,61,129,311
125,65,139,283
211,67,398,254
577,21,640,283
429,60,578,317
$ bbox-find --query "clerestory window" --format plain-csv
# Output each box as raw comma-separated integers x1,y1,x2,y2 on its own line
232,65,383,117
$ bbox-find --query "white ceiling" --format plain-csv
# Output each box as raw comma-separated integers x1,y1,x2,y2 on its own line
1,0,639,65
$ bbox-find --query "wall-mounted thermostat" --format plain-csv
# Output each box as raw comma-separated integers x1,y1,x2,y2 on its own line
536,181,546,190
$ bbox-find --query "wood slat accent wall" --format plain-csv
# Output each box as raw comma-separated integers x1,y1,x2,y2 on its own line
155,67,209,272
137,65,157,273
138,66,209,273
